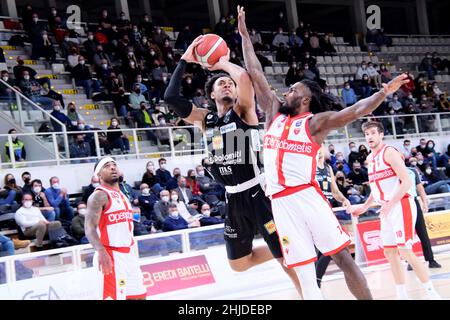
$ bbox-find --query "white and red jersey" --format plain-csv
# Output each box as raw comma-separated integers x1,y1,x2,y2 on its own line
368,144,410,204
96,185,134,249
263,112,321,197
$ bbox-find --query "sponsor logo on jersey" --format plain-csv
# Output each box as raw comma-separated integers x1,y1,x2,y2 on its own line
212,135,223,150
263,135,313,154
282,236,289,246
219,122,237,134
108,211,133,223
294,128,300,135
218,166,233,175
119,279,126,287
264,220,277,235
295,120,303,127
368,168,396,183
223,110,232,124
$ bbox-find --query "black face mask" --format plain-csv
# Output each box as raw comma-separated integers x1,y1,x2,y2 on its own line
411,152,417,157
8,179,16,185
329,149,335,154
69,108,75,113
337,165,344,170
337,177,345,182
119,176,124,183
354,168,361,173
77,140,84,144
24,177,31,184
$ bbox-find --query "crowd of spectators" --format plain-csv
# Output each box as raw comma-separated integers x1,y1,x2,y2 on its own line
0,157,225,256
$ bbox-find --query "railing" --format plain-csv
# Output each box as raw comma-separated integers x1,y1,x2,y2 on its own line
1,111,449,168
1,193,449,286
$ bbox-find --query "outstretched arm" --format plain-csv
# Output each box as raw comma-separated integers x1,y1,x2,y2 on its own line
310,74,410,144
164,36,209,130
237,5,282,127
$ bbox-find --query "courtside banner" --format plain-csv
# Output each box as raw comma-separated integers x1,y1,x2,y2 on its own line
142,255,216,295
357,220,422,266
425,210,450,246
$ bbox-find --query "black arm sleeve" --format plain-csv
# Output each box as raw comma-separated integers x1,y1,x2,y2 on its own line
163,59,193,118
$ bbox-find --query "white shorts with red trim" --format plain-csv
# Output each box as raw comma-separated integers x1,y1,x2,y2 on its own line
93,245,147,300
381,197,417,249
271,185,351,269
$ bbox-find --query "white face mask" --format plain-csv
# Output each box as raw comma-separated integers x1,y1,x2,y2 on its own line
410,161,417,167
350,147,356,152
88,35,94,40
159,120,166,125
79,60,85,65
33,187,42,194
92,183,100,188
142,188,150,195
2,76,8,81
111,121,118,127
202,210,211,216
162,196,169,202
23,201,33,208
427,143,434,148
337,156,344,161
52,183,60,189
160,163,166,169
197,171,205,177
171,195,178,201
24,75,30,80
170,211,179,218
102,64,108,69
78,208,87,216
418,160,424,165
426,168,432,175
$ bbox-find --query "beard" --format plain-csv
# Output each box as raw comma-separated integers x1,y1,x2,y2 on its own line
220,96,234,104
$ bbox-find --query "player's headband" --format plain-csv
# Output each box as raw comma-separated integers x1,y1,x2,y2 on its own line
94,157,116,176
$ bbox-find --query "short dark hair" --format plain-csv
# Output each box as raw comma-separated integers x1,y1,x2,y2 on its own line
204,73,235,106
168,203,177,209
21,171,31,177
361,121,384,133
159,158,166,164
30,179,42,187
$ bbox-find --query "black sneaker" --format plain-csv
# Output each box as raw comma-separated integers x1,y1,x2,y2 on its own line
407,264,413,271
429,260,442,268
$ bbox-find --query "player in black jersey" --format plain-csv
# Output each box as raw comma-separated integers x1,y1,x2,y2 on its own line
164,36,302,297
315,145,353,287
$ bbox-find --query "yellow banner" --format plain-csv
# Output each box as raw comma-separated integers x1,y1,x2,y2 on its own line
425,210,450,246
0,45,17,50
83,104,97,110
24,60,37,65
37,74,58,79
161,26,174,32
63,89,79,94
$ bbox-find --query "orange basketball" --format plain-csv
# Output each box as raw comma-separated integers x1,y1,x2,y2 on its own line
194,34,229,67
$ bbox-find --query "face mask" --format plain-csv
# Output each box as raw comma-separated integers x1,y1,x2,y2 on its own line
150,51,155,56
418,160,424,165
2,76,8,81
167,54,172,59
162,196,169,202
426,168,432,175
102,64,108,69
180,182,186,188
142,39,148,44
329,149,335,154
78,124,85,130
197,171,205,177
8,178,16,185
78,208,87,216
428,143,433,148
147,165,154,171
337,177,345,182
88,35,94,40
170,211,179,218
160,120,166,125
33,186,41,194
410,161,417,167
33,18,38,23
52,183,60,189
142,188,150,195
23,201,33,208
11,135,17,141
135,89,141,94
171,195,178,201
202,210,211,216
24,177,31,184
121,16,126,20
133,212,140,221
69,108,76,113
337,164,344,170
350,147,356,152
54,106,61,112
345,86,350,89
221,19,226,23
92,183,100,188
354,168,360,173
337,156,344,161
130,62,135,67
43,34,48,39
160,163,166,169
186,79,192,84
24,75,30,80
111,121,118,127
79,60,85,65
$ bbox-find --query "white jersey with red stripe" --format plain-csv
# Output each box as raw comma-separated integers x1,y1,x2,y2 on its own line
263,112,321,197
368,144,410,204
96,185,134,248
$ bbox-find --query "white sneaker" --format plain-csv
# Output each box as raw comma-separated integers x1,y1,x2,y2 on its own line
426,290,442,300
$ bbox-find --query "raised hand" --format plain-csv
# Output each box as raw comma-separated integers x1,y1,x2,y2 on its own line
382,73,410,95
237,5,249,37
181,35,204,64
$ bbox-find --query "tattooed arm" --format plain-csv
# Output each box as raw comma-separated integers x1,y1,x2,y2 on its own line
85,190,112,274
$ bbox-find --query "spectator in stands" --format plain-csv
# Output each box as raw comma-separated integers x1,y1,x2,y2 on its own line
360,74,372,98
29,13,47,60
419,53,436,80
186,169,201,196
249,28,265,51
152,27,169,47
421,164,450,195
347,142,360,165
438,94,450,112
21,172,32,194
106,74,128,118
45,176,74,221
66,103,83,129
165,168,180,191
379,64,392,83
401,139,412,160
71,202,89,244
134,75,149,98
366,62,381,89
69,134,92,162
41,82,65,109
50,102,71,132
140,13,155,37
388,93,403,112
135,102,158,144
4,129,26,163
106,117,130,154
0,177,17,206
72,56,101,99
129,83,148,112
0,70,18,102
155,114,171,146
285,66,304,87
275,42,289,62
302,63,316,81
15,193,62,250
333,152,351,175
272,28,289,49
175,176,193,205
155,158,172,189
21,4,34,32
214,16,231,39
82,176,100,203
320,34,336,55
150,60,168,105
355,61,368,80
341,82,357,106
308,32,321,56
154,189,170,226
199,203,224,226
170,190,200,222
288,29,302,47
229,51,243,67
432,83,443,99
41,31,56,63
13,57,50,88
358,145,369,165
138,183,159,221
347,161,369,189
67,47,81,71
30,179,56,221
3,174,22,203
82,32,98,63
175,25,194,50
328,144,337,166
162,203,199,232
141,161,160,189
118,173,139,208
196,165,222,199
18,70,55,109
416,138,431,158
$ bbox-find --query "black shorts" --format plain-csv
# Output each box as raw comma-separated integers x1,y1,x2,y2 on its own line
224,184,283,260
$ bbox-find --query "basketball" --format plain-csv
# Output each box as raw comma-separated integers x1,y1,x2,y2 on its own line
194,34,229,67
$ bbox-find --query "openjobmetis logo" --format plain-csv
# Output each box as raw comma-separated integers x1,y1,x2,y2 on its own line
366,5,381,30
66,5,82,30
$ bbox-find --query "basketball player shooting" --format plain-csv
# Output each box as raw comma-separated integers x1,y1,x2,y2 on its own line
164,36,303,297
85,157,146,300
238,5,409,299
352,121,441,300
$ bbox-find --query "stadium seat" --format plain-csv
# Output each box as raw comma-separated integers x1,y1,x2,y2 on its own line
273,66,283,74
332,56,340,63
348,56,356,63
326,66,335,74
324,56,332,63
435,75,443,82
334,66,343,74
340,56,349,63
327,77,336,85
330,88,339,96
264,66,274,75
282,66,290,73
317,56,325,63
342,65,351,74
318,66,326,74
335,77,345,85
